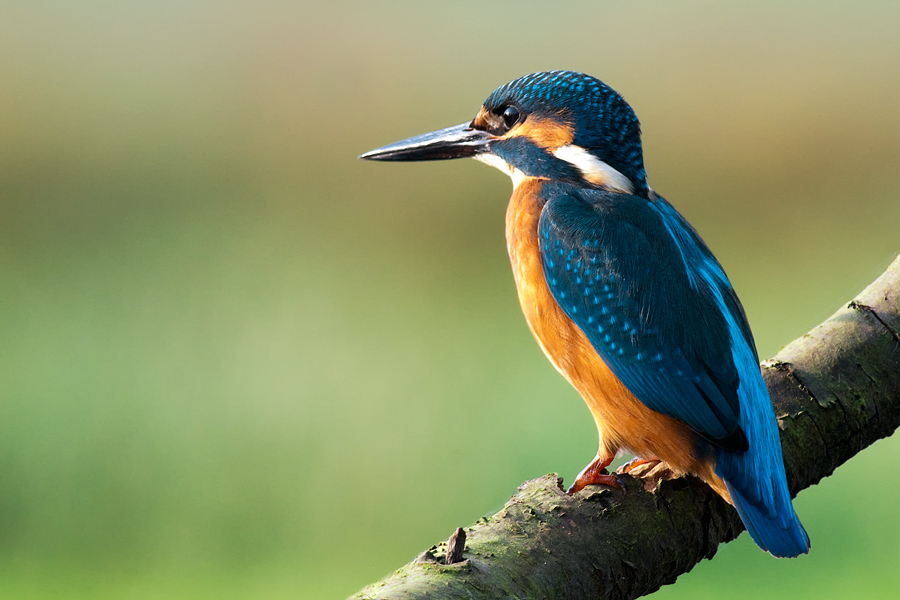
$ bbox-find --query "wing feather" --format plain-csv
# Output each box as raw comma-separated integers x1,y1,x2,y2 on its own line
538,188,749,450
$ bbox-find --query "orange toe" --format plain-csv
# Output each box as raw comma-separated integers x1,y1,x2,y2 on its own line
616,456,660,475
567,453,623,494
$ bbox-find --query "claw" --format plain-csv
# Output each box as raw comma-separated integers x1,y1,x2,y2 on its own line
567,452,623,495
615,456,660,476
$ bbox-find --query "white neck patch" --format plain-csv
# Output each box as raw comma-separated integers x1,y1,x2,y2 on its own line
552,144,634,194
474,153,528,189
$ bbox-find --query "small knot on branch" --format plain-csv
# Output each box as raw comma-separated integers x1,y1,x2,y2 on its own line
446,527,466,564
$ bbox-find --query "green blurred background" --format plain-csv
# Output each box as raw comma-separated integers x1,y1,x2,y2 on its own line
2,1,899,598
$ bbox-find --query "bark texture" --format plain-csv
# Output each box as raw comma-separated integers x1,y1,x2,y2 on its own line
351,255,900,600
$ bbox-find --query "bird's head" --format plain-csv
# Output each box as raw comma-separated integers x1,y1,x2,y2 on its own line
361,70,648,197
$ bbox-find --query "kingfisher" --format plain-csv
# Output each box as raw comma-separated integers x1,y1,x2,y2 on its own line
360,70,810,558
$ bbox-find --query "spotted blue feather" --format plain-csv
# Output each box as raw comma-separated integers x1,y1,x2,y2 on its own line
538,185,746,448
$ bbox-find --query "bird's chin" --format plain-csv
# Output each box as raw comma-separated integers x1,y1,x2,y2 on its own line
474,153,527,189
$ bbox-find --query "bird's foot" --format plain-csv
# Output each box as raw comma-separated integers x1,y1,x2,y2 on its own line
567,453,622,495
616,457,676,492
616,456,661,476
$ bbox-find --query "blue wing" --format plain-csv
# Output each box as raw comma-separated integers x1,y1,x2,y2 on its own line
538,186,752,450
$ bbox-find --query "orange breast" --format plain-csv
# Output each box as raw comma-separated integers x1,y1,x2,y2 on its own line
505,179,728,499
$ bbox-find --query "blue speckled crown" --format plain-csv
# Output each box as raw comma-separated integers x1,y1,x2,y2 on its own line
484,71,648,195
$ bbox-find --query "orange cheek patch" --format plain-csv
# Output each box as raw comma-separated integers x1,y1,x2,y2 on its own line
507,114,574,150
472,107,491,130
474,106,574,151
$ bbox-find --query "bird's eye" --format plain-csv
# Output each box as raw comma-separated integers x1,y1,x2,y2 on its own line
501,106,520,128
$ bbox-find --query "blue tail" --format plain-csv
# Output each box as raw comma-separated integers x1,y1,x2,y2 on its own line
701,274,810,558
715,401,810,557
724,475,809,558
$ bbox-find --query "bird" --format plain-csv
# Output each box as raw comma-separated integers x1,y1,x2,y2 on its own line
359,70,810,558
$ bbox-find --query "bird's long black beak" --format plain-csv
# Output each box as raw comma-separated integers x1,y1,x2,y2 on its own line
359,122,491,162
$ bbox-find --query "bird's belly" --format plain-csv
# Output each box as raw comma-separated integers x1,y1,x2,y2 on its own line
505,181,710,477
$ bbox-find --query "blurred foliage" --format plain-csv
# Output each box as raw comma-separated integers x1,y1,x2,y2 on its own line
1,1,899,598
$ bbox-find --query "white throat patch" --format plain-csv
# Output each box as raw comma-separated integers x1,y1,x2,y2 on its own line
474,153,528,189
552,144,634,194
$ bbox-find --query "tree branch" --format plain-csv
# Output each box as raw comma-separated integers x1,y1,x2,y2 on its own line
351,255,900,600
